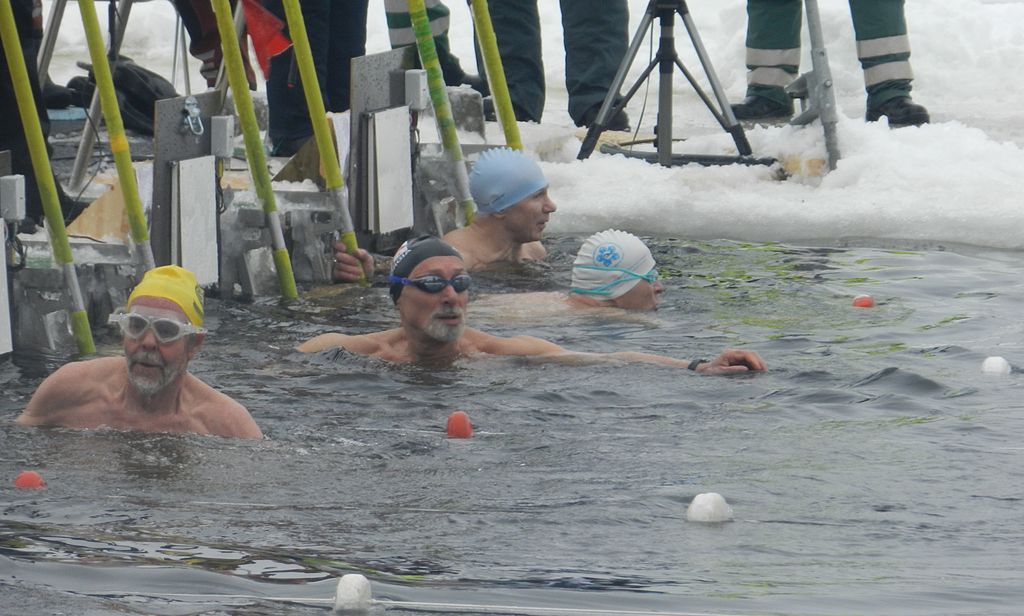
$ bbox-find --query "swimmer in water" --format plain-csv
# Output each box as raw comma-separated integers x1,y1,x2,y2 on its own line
17,266,262,439
299,236,765,372
472,229,665,317
332,147,556,280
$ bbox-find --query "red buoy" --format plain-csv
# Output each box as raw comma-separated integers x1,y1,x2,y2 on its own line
446,411,473,438
14,470,46,489
853,294,875,308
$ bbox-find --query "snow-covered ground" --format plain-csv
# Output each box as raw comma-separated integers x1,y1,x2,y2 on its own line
42,0,1024,249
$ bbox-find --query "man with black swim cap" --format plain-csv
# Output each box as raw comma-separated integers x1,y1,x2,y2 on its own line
300,237,766,373
18,266,262,439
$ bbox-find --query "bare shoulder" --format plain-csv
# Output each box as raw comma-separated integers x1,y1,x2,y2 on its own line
183,375,263,439
441,227,480,269
18,357,121,425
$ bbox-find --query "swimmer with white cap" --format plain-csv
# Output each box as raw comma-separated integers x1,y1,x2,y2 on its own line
332,147,556,281
18,265,262,439
301,236,765,373
567,229,663,311
469,229,664,317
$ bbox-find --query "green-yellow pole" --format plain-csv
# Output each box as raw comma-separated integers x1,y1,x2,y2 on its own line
407,0,475,226
280,0,365,286
467,0,521,151
77,0,155,271
211,0,298,300
0,0,95,354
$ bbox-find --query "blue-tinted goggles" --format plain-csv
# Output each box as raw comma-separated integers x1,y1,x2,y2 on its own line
108,311,205,343
570,266,659,296
388,274,472,294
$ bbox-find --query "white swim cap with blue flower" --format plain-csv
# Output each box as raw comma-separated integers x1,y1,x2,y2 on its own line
469,147,548,216
571,230,656,299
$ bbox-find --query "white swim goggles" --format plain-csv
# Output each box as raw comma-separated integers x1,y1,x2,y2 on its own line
108,311,206,343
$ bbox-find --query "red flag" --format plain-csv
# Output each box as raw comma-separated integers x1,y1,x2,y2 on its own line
241,0,291,79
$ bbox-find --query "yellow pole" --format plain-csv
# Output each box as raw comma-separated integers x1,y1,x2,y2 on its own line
467,0,521,150
211,0,297,300
0,0,95,354
77,0,155,271
279,0,365,286
407,0,475,226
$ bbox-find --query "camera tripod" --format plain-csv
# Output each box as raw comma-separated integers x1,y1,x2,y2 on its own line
578,0,764,167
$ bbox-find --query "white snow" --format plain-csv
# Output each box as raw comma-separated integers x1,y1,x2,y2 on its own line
40,0,1024,249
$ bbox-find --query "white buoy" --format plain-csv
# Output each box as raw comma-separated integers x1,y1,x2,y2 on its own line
686,492,734,523
981,356,1012,375
333,574,372,613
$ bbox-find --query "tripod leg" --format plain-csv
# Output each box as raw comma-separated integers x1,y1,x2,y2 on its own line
803,0,839,170
677,2,752,156
577,5,656,160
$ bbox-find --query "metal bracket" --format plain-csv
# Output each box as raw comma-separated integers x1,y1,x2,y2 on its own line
182,96,205,136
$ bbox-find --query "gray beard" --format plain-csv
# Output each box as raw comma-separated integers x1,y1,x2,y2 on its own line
126,352,179,398
424,308,465,343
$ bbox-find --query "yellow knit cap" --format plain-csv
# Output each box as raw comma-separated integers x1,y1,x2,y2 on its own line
127,265,204,326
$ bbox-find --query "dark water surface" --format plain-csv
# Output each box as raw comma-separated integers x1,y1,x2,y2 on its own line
2,237,1022,616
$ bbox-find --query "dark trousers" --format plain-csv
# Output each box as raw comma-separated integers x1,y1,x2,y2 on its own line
263,0,369,150
0,0,76,224
487,0,628,125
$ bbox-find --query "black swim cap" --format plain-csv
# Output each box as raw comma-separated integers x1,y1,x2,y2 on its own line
389,235,463,303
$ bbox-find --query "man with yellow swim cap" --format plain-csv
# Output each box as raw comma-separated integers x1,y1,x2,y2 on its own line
18,266,262,439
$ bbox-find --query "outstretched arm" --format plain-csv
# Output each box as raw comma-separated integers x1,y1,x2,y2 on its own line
567,348,766,374
298,333,352,353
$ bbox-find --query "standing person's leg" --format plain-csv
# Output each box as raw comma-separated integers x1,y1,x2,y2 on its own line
560,0,629,129
732,0,802,120
487,0,544,123
324,0,368,113
384,0,474,88
1,0,79,224
851,0,928,126
264,0,329,155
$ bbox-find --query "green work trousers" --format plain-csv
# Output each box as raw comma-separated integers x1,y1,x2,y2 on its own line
744,0,914,109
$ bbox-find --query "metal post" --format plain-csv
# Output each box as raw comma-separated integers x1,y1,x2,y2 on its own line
69,0,135,193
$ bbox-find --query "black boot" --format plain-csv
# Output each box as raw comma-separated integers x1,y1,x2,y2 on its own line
580,102,631,132
866,97,930,128
731,95,793,121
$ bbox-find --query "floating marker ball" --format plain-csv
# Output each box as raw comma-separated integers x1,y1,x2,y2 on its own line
852,294,875,308
686,492,734,522
981,356,1011,375
446,411,473,438
14,470,45,489
333,573,371,612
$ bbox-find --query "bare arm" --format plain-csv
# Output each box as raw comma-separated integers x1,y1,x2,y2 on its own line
606,348,766,374
297,333,352,353
529,348,766,374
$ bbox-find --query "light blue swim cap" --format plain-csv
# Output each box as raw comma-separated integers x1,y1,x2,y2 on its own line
469,148,548,216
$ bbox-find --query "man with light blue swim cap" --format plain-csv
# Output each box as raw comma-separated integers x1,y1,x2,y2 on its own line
444,147,557,270
469,147,549,216
330,148,557,281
